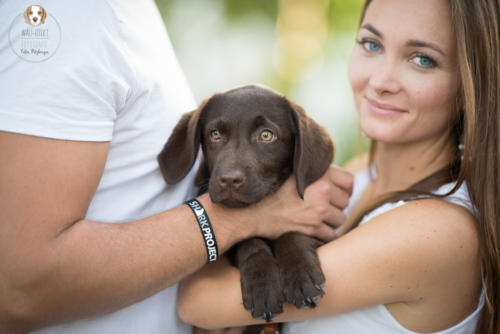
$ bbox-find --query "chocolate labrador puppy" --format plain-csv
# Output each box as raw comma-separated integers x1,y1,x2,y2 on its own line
158,84,334,321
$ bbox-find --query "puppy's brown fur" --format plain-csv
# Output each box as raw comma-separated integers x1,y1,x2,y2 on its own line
158,84,334,321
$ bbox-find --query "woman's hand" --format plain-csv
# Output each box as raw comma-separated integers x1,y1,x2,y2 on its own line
248,165,353,241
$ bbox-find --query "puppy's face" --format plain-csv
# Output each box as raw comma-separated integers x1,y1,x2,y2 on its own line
157,84,334,209
200,89,295,207
25,5,46,26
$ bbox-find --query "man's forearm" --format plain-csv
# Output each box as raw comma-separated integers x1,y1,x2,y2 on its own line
1,194,251,332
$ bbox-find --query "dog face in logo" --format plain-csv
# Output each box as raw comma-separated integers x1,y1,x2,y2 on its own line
24,5,47,27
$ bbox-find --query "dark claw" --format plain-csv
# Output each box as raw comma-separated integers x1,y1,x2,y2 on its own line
312,295,323,304
262,312,272,322
314,284,323,291
308,298,317,308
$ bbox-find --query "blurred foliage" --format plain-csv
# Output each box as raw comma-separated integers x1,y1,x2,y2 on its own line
155,0,367,165
329,0,365,33
223,0,279,22
156,0,363,29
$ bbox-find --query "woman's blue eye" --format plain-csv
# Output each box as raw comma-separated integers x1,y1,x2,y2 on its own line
413,55,436,68
356,38,382,53
362,40,380,52
367,41,380,51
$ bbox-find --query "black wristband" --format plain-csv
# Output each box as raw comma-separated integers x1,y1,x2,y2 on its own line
185,199,219,263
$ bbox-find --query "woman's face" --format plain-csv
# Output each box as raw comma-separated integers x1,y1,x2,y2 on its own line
348,0,459,145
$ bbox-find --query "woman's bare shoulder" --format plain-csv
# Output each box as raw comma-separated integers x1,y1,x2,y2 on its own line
352,198,479,270
341,198,480,297
320,198,479,309
377,199,478,249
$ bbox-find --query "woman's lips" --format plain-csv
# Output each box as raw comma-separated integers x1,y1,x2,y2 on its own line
366,97,407,116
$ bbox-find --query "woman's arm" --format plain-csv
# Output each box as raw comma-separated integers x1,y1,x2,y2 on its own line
0,132,350,332
178,199,480,331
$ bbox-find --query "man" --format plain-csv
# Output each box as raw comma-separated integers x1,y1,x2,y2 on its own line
0,1,352,333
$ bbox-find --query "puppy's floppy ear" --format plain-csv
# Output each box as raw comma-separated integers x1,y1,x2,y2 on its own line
194,156,210,193
24,7,31,25
288,99,335,198
157,98,210,185
41,7,47,24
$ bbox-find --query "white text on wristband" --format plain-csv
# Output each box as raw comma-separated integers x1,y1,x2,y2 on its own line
185,199,219,263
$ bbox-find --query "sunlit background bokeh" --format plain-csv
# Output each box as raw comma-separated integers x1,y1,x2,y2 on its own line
156,0,367,165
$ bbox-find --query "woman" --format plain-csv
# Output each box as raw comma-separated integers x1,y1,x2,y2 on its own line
178,0,500,333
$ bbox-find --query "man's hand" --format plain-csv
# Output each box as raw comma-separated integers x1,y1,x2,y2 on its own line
249,165,353,241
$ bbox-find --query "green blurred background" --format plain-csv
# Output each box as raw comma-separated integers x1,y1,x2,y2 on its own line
155,0,367,165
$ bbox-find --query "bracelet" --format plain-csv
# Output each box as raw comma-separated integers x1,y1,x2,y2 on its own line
185,199,219,263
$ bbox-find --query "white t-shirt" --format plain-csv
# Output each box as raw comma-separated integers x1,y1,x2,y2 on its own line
284,168,484,334
0,0,197,333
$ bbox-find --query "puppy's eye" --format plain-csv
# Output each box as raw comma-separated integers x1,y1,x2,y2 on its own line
259,130,274,142
210,129,222,141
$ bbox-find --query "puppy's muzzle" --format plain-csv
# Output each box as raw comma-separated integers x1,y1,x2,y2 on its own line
218,169,245,190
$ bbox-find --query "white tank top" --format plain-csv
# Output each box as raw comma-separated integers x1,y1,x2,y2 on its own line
284,168,484,334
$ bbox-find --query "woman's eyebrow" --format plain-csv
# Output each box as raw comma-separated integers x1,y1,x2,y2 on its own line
361,24,383,38
361,24,446,56
406,40,445,56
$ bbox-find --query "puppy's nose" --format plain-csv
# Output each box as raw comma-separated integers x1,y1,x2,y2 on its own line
33,17,38,22
218,170,245,190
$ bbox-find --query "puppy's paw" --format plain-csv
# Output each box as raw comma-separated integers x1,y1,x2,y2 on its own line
240,252,284,321
279,251,325,309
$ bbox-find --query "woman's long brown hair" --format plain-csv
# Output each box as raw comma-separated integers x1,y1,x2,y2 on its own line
351,1,500,333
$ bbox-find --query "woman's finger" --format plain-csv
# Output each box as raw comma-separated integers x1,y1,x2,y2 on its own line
311,221,337,242
322,206,348,229
326,165,354,196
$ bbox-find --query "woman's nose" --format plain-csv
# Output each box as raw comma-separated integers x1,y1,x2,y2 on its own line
368,58,402,95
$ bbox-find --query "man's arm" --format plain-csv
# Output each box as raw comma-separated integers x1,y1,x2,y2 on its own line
0,132,224,332
0,132,349,333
